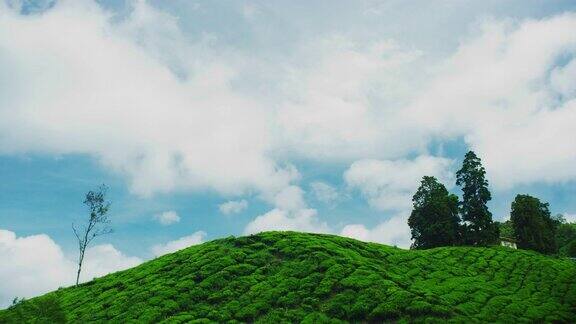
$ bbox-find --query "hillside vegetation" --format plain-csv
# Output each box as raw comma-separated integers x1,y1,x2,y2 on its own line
1,231,575,323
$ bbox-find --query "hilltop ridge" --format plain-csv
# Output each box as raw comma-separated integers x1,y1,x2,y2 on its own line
1,231,575,323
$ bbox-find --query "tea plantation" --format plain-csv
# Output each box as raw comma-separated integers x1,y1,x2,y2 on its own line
1,231,575,323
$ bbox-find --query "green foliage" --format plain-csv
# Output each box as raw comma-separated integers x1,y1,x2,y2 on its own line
408,176,461,249
456,151,499,246
564,240,576,257
496,220,514,239
1,232,574,323
555,218,576,257
511,195,558,255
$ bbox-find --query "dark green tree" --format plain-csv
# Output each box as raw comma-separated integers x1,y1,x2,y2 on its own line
564,240,576,258
456,151,498,246
510,194,557,254
408,176,461,249
553,214,576,257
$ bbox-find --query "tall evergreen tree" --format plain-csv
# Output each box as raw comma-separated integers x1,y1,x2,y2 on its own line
456,151,498,245
408,176,461,249
510,195,557,254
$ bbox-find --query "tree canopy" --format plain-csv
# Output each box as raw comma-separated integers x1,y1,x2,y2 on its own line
553,214,576,257
510,194,557,255
408,176,461,249
456,151,498,246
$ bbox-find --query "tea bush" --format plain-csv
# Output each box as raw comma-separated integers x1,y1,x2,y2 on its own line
1,232,574,323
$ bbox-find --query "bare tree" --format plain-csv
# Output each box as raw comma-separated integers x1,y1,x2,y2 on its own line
72,184,112,286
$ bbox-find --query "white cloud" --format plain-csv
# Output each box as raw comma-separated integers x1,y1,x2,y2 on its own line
153,210,180,225
1,2,575,199
344,155,454,211
277,14,576,189
151,231,206,257
244,183,334,235
219,199,248,215
404,14,576,189
0,229,141,309
244,208,330,235
277,37,425,161
0,1,297,198
81,244,142,280
0,230,70,308
310,181,340,205
340,214,412,248
271,185,307,211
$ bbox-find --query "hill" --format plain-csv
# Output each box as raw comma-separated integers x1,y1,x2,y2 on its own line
1,231,575,323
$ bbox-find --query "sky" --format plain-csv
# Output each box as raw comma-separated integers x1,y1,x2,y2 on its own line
1,0,576,307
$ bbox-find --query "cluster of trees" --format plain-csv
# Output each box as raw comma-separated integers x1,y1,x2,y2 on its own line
499,211,576,257
407,151,576,256
408,151,498,249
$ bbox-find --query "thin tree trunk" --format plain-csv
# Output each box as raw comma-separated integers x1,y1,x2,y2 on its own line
76,248,85,286
75,262,82,286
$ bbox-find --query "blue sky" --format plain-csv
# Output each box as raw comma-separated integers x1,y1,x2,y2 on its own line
1,0,576,306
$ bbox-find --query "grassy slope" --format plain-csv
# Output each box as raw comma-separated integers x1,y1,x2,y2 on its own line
1,231,575,323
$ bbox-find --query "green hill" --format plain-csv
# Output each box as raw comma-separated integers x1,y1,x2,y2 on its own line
1,232,575,323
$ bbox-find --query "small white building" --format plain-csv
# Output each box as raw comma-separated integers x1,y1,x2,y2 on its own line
500,237,517,249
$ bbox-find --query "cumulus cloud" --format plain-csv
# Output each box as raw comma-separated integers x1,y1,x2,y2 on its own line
0,1,297,198
153,210,181,225
81,244,142,280
219,199,248,215
344,155,454,211
0,229,141,308
151,231,206,257
271,185,307,211
405,14,576,189
340,214,412,248
244,183,332,234
1,1,575,200
277,37,424,161
310,181,340,205
243,208,330,235
277,14,576,189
